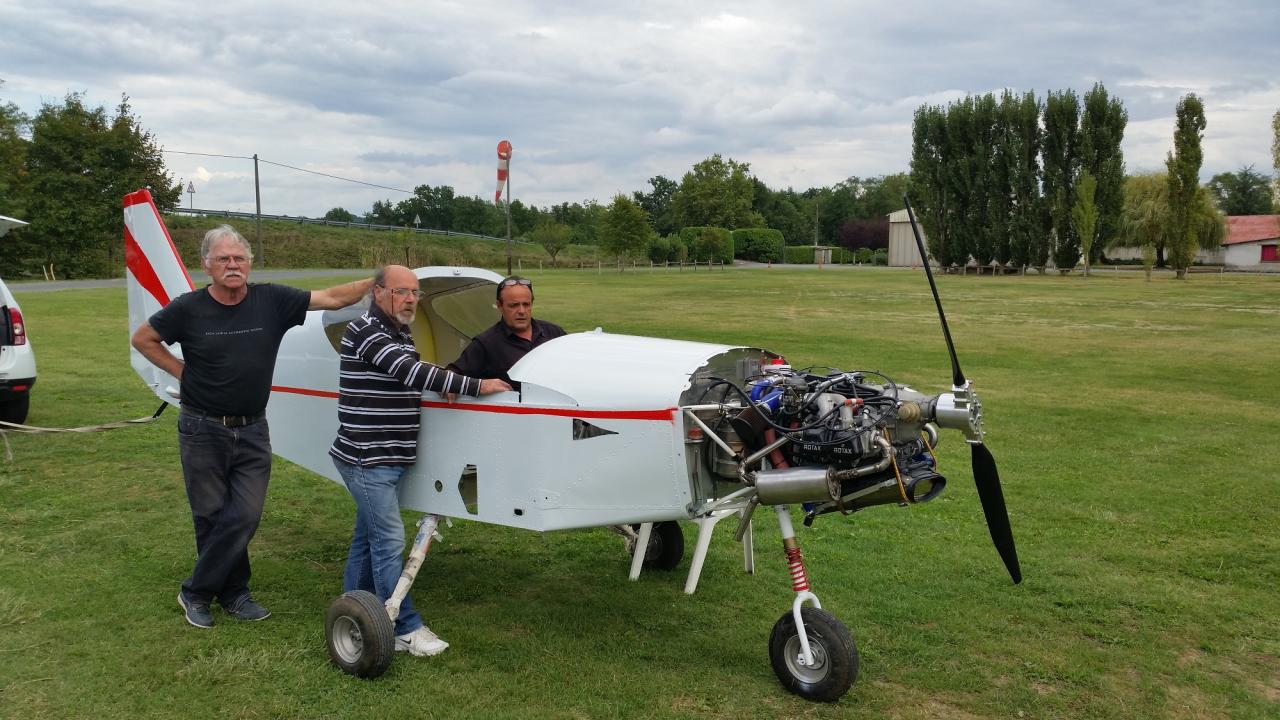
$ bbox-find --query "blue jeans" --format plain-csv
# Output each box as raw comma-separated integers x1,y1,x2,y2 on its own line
177,413,272,608
331,458,424,636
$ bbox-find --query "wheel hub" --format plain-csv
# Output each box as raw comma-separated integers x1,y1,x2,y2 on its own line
331,615,365,664
784,634,829,682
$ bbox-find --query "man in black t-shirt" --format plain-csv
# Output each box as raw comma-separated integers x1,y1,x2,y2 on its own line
131,224,373,629
447,275,566,391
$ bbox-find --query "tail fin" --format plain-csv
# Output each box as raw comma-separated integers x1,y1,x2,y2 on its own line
124,189,194,404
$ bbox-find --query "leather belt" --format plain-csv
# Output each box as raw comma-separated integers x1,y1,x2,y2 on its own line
181,407,266,428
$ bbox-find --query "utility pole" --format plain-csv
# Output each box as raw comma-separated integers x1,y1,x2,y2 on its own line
253,153,263,266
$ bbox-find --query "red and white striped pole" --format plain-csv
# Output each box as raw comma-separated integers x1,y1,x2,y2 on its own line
496,140,513,274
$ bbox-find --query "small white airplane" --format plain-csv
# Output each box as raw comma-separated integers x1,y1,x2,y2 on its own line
123,189,1020,702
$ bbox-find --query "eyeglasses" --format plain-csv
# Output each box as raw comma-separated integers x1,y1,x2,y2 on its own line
210,255,250,266
377,284,425,299
497,277,532,300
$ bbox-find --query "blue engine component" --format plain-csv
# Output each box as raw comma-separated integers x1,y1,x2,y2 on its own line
749,379,783,413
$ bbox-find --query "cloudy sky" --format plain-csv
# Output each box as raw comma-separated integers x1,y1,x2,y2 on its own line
3,1,1278,218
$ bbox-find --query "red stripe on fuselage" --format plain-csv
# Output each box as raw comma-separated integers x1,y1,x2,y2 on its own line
270,385,675,423
125,224,171,307
123,189,195,298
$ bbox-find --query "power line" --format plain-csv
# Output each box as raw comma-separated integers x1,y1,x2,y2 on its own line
163,149,253,161
257,157,413,195
163,149,414,195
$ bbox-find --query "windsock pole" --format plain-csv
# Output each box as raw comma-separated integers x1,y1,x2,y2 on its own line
496,140,513,275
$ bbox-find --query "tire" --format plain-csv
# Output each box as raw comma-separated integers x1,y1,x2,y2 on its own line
0,392,29,425
325,590,395,679
631,521,684,571
768,606,858,702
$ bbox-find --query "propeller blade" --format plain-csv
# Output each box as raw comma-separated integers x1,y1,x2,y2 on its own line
971,442,1021,584
902,195,966,388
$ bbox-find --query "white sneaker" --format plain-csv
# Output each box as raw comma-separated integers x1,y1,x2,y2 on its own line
395,626,449,657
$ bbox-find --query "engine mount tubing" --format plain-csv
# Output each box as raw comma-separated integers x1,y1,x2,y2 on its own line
683,408,739,459
386,513,440,621
742,430,792,470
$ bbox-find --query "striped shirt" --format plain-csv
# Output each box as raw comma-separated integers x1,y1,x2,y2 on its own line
329,305,481,466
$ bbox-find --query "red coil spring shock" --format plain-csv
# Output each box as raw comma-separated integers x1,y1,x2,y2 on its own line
785,545,810,592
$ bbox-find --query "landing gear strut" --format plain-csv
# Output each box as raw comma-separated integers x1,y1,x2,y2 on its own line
766,505,858,701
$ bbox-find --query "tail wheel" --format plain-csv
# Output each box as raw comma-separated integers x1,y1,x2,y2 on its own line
325,590,395,678
630,521,684,570
768,606,858,702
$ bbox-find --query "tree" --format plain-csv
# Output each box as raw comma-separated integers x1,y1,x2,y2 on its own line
672,155,762,230
1166,93,1206,279
1119,171,1224,275
1002,90,1044,270
1119,173,1170,279
1206,165,1274,215
0,82,28,217
600,194,651,267
529,220,572,265
755,185,809,246
1079,83,1127,264
0,83,31,274
910,103,955,266
23,93,178,277
1272,109,1280,206
1072,171,1098,277
1044,89,1082,273
324,207,356,222
632,175,677,236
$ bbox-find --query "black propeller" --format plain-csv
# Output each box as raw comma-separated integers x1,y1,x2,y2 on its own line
903,195,1022,584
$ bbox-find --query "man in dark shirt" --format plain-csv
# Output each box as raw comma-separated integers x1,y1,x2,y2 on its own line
330,265,509,657
447,275,566,390
131,224,373,629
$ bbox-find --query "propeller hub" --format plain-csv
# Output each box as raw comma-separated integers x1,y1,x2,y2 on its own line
935,381,984,443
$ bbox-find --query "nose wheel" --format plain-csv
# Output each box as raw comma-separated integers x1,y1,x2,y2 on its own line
325,590,395,678
768,606,858,702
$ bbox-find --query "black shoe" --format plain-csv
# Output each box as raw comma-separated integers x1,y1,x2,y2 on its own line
178,591,214,628
225,596,271,621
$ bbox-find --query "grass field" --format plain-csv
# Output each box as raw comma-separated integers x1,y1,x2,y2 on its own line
1,267,1277,719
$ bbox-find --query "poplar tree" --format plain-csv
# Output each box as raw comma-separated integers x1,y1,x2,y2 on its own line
1043,89,1082,273
1165,94,1206,279
1072,171,1098,277
1080,83,1127,264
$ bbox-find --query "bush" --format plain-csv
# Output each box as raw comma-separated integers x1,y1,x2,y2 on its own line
784,245,815,264
678,226,733,264
730,228,784,263
855,247,873,264
647,235,671,263
873,248,888,266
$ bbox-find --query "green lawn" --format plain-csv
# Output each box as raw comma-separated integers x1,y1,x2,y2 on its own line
1,268,1277,719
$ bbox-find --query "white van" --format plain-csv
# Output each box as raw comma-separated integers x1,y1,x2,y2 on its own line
0,216,36,424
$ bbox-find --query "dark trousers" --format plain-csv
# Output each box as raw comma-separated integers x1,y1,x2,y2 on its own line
177,412,272,607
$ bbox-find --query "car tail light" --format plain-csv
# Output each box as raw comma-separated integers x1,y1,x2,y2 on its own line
9,307,26,346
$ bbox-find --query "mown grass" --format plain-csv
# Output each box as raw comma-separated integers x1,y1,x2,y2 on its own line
1,268,1277,719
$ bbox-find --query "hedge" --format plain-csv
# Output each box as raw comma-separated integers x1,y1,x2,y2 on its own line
677,227,734,264
731,228,784,263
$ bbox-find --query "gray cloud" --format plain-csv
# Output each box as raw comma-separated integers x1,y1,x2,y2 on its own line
3,0,1278,216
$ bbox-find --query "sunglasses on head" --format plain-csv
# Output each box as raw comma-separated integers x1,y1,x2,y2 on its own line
496,277,532,299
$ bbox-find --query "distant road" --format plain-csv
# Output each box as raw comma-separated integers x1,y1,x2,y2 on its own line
9,268,370,294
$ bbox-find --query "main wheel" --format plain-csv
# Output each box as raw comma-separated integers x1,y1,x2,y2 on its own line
631,521,684,571
325,590,395,678
768,606,858,702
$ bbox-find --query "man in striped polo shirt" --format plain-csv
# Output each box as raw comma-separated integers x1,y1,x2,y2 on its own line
329,265,510,657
